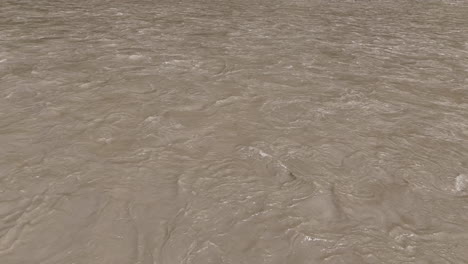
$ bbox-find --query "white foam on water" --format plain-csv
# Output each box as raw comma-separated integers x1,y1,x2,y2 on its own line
455,174,468,192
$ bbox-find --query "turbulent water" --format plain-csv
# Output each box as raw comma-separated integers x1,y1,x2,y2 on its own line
1,0,468,263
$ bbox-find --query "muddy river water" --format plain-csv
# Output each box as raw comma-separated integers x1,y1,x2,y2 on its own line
1,0,468,263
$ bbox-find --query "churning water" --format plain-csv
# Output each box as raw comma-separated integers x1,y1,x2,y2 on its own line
1,0,468,263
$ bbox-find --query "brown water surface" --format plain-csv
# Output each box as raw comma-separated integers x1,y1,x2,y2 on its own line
1,0,468,263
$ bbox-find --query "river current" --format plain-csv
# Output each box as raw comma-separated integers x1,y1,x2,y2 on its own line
1,0,468,263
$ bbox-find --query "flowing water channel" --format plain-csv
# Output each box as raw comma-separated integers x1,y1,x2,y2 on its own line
1,0,468,263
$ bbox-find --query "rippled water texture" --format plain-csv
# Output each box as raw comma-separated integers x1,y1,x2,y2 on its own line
1,0,468,263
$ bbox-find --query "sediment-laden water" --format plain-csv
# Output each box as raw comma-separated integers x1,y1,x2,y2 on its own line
1,0,468,263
